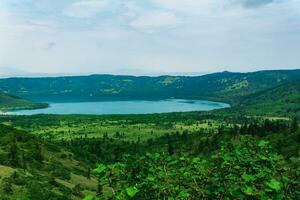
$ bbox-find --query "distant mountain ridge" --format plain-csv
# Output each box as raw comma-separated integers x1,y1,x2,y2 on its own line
0,69,300,105
0,69,300,116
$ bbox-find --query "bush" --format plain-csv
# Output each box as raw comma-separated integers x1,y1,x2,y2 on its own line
1,179,13,195
93,136,300,199
72,184,84,197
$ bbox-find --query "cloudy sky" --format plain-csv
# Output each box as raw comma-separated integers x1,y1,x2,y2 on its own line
0,0,299,75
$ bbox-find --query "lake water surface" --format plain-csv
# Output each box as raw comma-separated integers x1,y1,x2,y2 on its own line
9,99,229,115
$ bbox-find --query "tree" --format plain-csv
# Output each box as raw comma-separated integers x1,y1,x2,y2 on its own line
96,182,103,197
167,140,174,155
1,180,13,195
8,142,19,167
115,132,120,138
32,143,43,162
20,152,27,170
291,117,298,132
87,167,91,179
72,184,84,197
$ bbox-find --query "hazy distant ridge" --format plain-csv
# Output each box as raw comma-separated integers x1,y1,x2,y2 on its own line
0,69,300,105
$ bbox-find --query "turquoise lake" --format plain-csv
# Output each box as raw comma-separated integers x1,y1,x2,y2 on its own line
9,99,230,115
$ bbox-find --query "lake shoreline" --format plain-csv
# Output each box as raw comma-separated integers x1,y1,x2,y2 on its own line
8,99,230,115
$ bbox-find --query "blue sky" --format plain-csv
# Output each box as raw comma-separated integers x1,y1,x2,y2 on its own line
0,0,299,75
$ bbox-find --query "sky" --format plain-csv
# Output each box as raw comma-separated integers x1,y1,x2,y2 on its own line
0,0,299,76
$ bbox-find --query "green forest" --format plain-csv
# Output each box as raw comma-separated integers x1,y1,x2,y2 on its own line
0,70,299,199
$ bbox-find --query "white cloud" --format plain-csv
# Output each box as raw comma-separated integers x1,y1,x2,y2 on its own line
63,0,110,18
0,12,55,35
152,0,226,16
130,11,182,30
118,1,142,20
0,0,299,74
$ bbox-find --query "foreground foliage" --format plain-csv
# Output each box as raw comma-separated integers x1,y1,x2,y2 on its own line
93,137,299,199
0,114,299,199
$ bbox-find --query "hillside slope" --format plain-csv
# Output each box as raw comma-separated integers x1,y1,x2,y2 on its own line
230,79,300,117
0,92,47,111
0,124,96,199
0,69,300,104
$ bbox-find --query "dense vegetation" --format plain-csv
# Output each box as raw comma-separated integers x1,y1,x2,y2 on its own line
0,92,47,112
0,69,300,199
0,112,299,199
235,79,300,118
93,138,299,199
1,70,300,105
0,124,98,200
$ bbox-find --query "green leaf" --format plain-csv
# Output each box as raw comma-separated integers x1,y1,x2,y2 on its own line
168,160,178,166
242,186,254,195
265,179,281,192
126,186,139,197
154,153,160,160
83,195,94,200
276,193,283,200
257,171,267,178
146,152,152,158
179,156,186,161
242,173,255,182
192,157,200,164
93,164,106,174
223,154,233,161
146,176,155,182
258,140,269,147
178,191,190,198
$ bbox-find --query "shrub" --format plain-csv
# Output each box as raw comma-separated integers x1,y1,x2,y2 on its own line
93,136,300,199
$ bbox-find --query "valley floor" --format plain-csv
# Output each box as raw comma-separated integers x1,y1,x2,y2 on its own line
0,111,299,199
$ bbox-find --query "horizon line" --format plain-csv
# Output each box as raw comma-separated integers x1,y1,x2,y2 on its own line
1,68,300,79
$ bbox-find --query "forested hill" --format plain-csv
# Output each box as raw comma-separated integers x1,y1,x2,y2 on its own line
0,69,300,104
0,124,97,199
234,79,300,117
0,92,47,111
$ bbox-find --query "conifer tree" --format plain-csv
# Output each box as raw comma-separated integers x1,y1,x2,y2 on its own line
291,117,298,132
